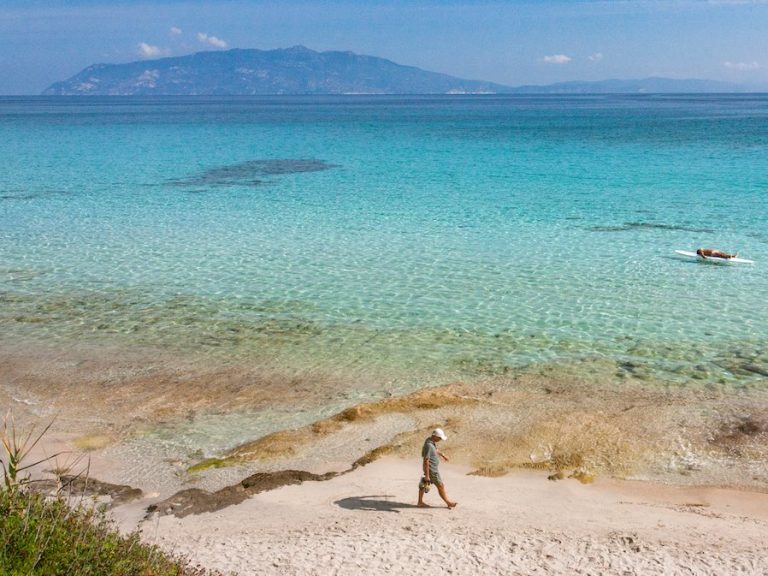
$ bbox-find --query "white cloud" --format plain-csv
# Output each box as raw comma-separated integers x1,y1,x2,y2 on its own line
197,32,228,49
137,43,166,58
724,61,760,71
170,26,182,36
588,52,604,62
543,54,572,65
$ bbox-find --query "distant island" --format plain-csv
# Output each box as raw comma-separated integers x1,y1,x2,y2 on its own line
43,46,746,96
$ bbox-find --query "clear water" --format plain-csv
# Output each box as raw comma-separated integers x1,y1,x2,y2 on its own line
2,95,768,390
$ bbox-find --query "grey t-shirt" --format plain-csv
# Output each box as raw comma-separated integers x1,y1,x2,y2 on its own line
422,438,439,476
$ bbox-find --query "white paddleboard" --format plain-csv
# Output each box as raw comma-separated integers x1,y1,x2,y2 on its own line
675,250,754,265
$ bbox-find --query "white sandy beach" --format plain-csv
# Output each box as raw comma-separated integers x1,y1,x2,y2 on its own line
111,457,768,576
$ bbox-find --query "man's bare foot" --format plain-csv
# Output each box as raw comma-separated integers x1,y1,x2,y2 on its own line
417,503,431,508
447,502,457,509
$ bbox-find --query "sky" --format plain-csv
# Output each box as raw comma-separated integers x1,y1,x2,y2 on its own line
2,0,768,94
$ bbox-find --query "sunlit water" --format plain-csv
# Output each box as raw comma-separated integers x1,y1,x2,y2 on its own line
2,95,768,393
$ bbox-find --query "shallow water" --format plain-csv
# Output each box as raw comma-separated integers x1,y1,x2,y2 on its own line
2,94,768,393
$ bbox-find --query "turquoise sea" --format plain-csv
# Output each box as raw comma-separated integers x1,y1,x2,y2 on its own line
2,94,768,393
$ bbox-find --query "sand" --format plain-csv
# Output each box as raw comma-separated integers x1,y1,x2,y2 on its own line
4,343,768,575
107,457,768,576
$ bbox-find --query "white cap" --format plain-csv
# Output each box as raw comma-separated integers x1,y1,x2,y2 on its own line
431,428,447,441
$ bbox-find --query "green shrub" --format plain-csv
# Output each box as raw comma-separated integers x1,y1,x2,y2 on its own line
1,412,226,576
0,487,223,576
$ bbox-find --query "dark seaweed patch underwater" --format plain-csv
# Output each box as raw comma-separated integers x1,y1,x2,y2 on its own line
589,221,715,234
169,159,338,188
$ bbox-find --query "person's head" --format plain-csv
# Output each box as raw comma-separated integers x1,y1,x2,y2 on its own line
430,428,447,442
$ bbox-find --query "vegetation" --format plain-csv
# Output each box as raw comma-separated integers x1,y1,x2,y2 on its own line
1,413,59,495
1,412,225,576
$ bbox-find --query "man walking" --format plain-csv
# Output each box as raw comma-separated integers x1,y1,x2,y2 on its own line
417,428,457,509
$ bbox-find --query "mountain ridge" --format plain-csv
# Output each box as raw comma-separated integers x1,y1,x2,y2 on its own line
43,46,749,96
511,76,744,94
43,45,507,96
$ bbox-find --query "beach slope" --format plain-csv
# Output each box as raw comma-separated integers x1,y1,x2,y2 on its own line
117,457,768,576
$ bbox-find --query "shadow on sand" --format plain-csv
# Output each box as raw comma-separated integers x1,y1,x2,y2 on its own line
334,495,418,513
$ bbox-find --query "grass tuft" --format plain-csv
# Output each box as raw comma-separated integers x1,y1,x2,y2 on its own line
1,413,226,575
0,488,224,575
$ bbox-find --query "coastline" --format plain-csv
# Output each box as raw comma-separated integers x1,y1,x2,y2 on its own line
4,340,768,573
4,93,768,575
5,339,767,493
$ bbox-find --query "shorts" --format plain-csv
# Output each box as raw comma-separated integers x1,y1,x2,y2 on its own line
428,471,443,487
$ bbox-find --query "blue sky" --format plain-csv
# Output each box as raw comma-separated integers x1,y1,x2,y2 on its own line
2,0,768,94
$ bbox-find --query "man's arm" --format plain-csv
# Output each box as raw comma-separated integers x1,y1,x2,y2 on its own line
438,450,449,462
423,457,430,481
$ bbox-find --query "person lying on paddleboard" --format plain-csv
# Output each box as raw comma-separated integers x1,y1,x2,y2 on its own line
696,248,737,259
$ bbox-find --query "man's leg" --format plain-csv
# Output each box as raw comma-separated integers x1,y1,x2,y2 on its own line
436,483,457,509
417,485,429,507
